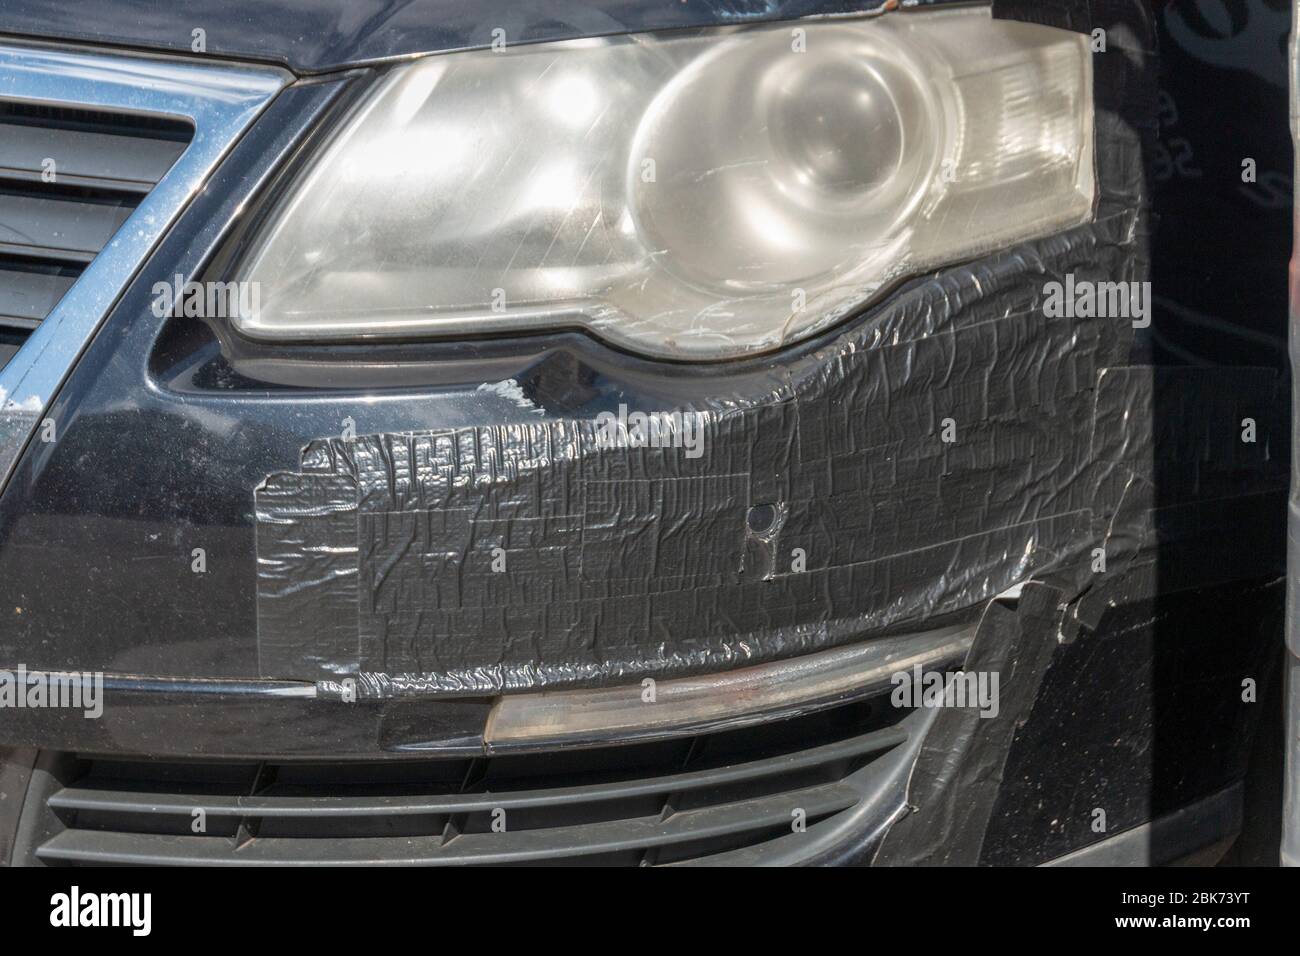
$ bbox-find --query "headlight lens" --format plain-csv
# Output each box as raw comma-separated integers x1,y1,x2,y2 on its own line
235,6,1094,360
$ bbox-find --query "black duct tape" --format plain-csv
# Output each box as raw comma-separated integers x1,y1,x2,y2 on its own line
252,0,1284,700
255,270,1128,695
873,581,1066,866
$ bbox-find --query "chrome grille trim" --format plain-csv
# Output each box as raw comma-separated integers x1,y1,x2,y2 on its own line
0,43,289,493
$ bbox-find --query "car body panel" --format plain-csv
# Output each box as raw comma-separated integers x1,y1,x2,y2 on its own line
0,0,913,72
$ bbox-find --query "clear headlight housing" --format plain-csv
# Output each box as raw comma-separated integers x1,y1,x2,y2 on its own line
235,6,1094,360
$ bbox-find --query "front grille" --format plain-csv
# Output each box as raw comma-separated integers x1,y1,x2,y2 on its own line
0,101,191,352
18,698,914,866
0,43,284,498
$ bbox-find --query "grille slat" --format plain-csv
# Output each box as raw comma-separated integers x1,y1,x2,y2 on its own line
46,724,906,820
37,780,860,866
0,189,134,263
0,257,77,324
0,119,187,193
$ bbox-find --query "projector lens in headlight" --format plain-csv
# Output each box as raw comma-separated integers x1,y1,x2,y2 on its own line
234,6,1094,360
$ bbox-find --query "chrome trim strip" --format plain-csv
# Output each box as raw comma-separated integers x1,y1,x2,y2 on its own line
96,674,317,698
483,623,975,752
0,44,290,493
0,668,317,698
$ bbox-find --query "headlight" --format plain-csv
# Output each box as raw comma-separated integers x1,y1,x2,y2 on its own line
234,6,1094,360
